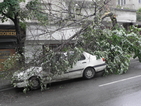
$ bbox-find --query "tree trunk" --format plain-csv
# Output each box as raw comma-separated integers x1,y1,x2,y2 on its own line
13,16,25,66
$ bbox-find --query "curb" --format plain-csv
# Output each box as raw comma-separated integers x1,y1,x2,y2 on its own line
0,78,13,91
0,84,13,92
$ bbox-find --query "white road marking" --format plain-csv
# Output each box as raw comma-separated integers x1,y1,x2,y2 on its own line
99,74,141,87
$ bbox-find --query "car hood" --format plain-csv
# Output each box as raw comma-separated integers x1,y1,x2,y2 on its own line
13,67,42,80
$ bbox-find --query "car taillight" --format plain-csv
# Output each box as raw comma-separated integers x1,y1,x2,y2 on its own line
102,58,106,61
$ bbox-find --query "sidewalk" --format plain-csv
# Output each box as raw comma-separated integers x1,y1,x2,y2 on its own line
0,77,12,91
0,70,14,91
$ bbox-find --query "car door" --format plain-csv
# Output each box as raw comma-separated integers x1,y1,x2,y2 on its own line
42,53,69,82
51,53,69,81
52,67,69,81
42,69,69,83
68,53,88,78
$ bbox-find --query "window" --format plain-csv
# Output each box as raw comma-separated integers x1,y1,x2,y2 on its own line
0,36,17,49
78,54,86,61
118,0,126,5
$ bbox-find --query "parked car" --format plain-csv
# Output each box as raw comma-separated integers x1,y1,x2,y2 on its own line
12,52,106,90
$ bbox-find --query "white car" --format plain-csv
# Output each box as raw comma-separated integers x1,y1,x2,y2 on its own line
12,52,106,90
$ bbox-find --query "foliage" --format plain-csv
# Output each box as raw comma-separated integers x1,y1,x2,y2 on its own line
2,53,21,71
137,8,141,22
78,25,141,74
0,53,22,80
25,0,48,25
42,47,82,78
0,0,47,23
0,0,20,22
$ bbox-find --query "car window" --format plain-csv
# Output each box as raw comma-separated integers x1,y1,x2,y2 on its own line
53,53,66,61
78,54,85,61
66,52,86,61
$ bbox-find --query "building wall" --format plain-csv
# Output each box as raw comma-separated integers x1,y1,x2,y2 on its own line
0,25,17,71
114,9,136,23
109,0,141,10
24,24,80,63
134,1,141,10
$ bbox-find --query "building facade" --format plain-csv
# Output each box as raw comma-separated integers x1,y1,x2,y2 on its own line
107,0,141,10
0,12,18,70
108,0,141,26
117,0,141,10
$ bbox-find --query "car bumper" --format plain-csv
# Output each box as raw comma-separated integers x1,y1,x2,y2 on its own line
95,63,106,72
13,80,29,88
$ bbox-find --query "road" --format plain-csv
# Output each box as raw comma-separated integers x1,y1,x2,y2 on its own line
0,59,141,106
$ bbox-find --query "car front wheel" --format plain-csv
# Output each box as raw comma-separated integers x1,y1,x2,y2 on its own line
28,77,40,90
83,68,95,79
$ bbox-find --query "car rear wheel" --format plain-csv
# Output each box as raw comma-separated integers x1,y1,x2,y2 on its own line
29,77,40,90
83,68,95,79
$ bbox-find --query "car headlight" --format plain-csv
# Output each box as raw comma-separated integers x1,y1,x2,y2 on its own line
17,72,24,78
12,71,25,81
